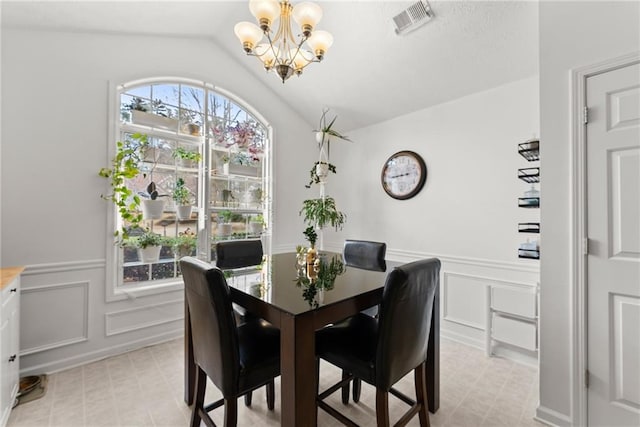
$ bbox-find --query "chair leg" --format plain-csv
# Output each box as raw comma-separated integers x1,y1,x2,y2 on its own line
341,370,351,404
266,379,275,410
353,378,362,403
244,391,252,407
223,397,238,427
190,367,207,427
375,389,390,427
415,362,430,427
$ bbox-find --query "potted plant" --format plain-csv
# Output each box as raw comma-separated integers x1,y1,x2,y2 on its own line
299,197,346,231
127,229,165,263
140,181,167,220
249,214,265,235
217,210,233,237
180,109,202,136
99,133,148,240
170,228,197,258
172,178,192,220
221,152,260,177
314,108,351,163
306,161,337,188
172,146,201,168
124,97,179,131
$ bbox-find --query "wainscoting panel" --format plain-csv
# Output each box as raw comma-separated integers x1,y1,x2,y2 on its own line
20,281,89,355
105,299,184,336
443,273,487,330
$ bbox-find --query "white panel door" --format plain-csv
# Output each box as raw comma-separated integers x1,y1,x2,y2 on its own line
586,62,640,427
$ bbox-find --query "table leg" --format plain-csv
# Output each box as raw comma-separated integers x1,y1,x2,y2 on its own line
427,285,440,413
184,297,195,405
280,313,317,427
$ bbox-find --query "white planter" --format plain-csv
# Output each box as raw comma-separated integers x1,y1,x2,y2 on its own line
316,163,329,181
138,246,161,263
141,199,166,220
223,163,230,175
249,222,263,235
132,110,179,131
217,223,232,237
315,131,325,144
176,205,193,221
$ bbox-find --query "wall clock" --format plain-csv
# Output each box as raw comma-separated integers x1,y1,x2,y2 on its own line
381,150,427,200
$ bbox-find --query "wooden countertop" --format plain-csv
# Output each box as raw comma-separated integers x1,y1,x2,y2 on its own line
1,266,25,290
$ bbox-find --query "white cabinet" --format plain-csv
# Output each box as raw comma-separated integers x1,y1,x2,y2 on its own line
486,283,538,355
1,267,22,427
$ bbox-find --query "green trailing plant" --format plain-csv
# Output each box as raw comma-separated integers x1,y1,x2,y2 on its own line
98,133,149,240
250,214,265,225
170,229,197,257
303,226,318,247
218,210,233,223
300,197,346,231
172,178,191,205
222,152,258,166
305,161,336,188
173,147,201,162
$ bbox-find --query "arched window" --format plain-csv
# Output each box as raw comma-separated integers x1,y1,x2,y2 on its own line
106,79,271,294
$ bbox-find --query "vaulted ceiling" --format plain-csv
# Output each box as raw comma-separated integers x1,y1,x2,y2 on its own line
1,1,538,131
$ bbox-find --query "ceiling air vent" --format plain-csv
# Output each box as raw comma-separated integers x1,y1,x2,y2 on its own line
392,0,434,35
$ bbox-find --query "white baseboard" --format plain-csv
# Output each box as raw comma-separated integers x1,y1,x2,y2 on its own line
535,405,572,427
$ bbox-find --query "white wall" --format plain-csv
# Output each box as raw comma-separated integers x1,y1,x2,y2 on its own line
538,2,640,426
0,28,315,374
324,77,541,356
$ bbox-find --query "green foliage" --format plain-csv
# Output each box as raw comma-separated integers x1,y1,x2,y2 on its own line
300,197,346,231
125,229,166,249
303,226,317,246
251,214,265,224
169,229,197,256
98,133,148,240
315,255,345,291
218,210,233,223
172,178,191,205
305,161,336,188
172,147,201,162
314,108,352,142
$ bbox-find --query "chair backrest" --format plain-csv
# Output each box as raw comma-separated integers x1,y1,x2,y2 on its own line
181,257,240,396
216,239,264,269
343,240,387,272
375,258,440,390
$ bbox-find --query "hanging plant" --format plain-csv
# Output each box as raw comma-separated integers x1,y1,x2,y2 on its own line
305,161,336,188
313,108,351,162
299,197,346,231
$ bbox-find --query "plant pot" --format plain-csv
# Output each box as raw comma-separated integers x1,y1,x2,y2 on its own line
174,245,194,259
249,222,263,235
132,110,179,132
316,163,329,181
183,123,201,136
141,199,166,220
138,245,161,263
228,164,259,177
315,131,324,144
223,163,230,175
176,205,193,220
217,223,232,237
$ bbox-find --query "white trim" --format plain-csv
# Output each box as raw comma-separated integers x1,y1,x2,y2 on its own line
20,281,90,355
569,51,640,427
22,259,105,276
536,405,572,427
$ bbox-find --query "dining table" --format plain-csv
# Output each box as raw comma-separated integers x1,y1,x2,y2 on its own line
183,252,440,427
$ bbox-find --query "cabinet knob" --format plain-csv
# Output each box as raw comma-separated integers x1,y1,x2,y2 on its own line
8,354,16,362
10,288,17,292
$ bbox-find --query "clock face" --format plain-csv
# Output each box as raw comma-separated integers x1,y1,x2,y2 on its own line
381,151,427,200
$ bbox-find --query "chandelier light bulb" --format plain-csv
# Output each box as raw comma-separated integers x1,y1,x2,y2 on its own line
234,21,265,52
249,0,280,31
306,30,333,60
255,43,279,70
289,48,313,72
292,1,323,36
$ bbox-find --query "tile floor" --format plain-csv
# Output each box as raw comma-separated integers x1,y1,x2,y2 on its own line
8,338,545,427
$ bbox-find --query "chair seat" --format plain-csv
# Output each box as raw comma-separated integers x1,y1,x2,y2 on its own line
316,313,378,386
237,319,280,393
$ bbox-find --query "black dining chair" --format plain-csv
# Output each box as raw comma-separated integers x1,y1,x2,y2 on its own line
316,258,440,427
216,239,264,270
181,257,280,427
343,239,387,272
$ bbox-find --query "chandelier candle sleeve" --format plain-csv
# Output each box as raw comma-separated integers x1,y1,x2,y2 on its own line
234,0,333,83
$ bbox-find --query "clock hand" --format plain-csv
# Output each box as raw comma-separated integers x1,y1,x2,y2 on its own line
390,173,410,179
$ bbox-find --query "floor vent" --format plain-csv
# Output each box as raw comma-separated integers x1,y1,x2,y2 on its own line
392,0,434,35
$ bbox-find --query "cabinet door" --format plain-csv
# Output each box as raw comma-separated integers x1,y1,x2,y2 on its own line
0,315,10,426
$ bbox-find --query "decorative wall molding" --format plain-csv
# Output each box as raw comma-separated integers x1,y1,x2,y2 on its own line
20,280,89,355
105,299,184,336
535,405,572,427
23,259,105,276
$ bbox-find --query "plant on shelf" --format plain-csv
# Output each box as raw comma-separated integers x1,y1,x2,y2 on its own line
217,210,233,237
124,228,166,263
172,178,193,220
226,120,264,160
98,132,148,240
249,214,265,235
300,197,346,231
139,181,168,220
173,146,201,166
179,109,202,136
170,228,197,258
306,161,336,188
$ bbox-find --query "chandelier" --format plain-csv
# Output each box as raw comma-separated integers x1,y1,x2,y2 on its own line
234,0,333,83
